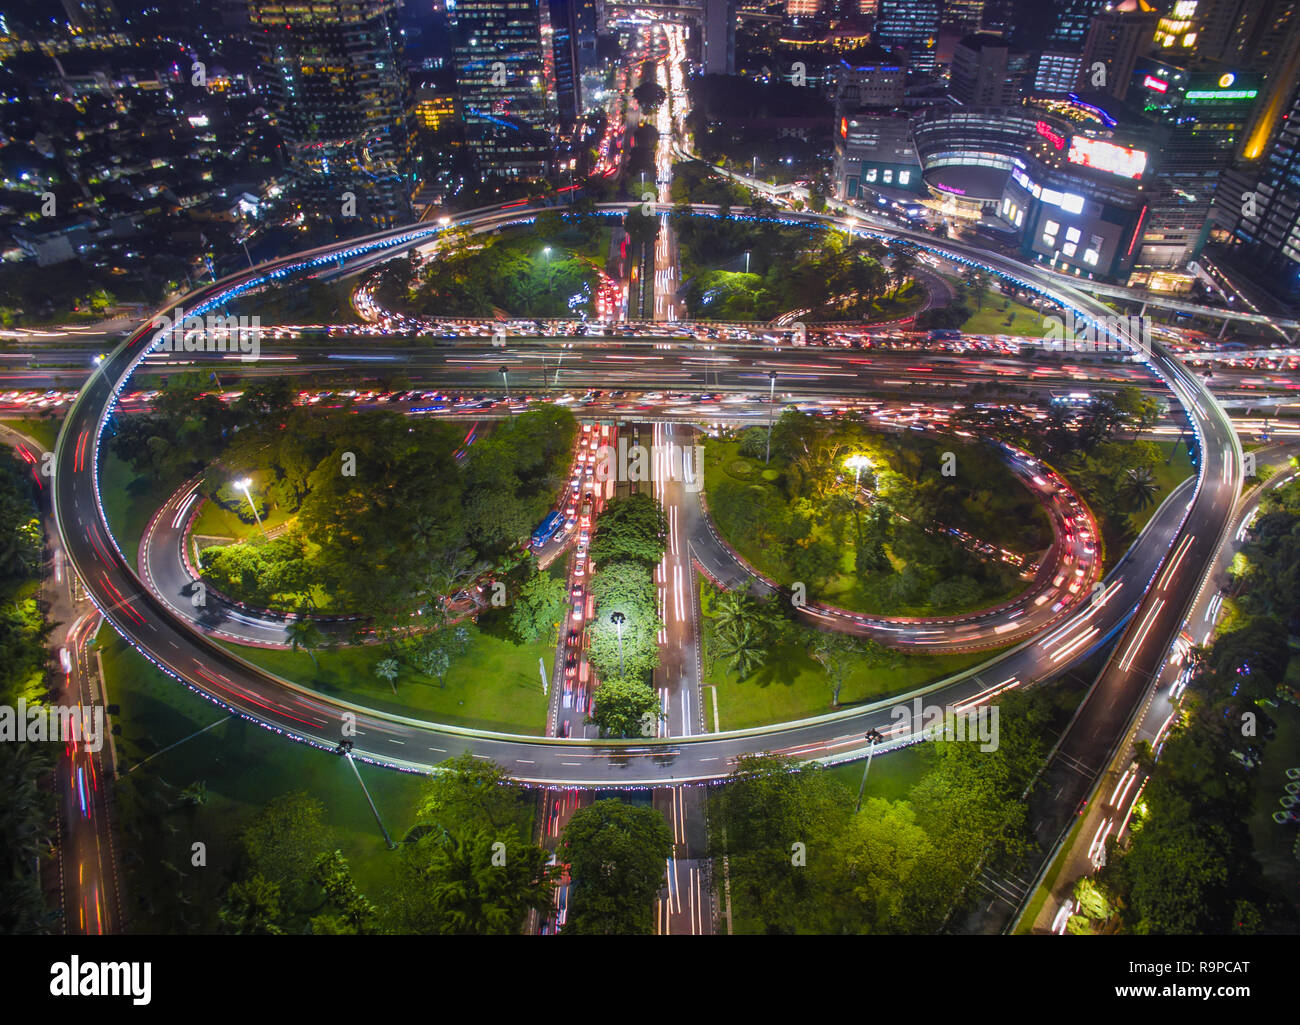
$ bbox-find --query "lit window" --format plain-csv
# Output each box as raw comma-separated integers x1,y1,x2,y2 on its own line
883,170,893,183
1066,227,1081,243
1083,249,1099,266
898,170,910,184
1062,242,1077,257
1044,219,1060,237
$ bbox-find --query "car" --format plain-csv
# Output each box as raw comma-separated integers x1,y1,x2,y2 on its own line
1272,810,1299,824
564,653,578,679
571,598,584,622
1287,768,1300,780
1286,781,1300,795
574,559,585,579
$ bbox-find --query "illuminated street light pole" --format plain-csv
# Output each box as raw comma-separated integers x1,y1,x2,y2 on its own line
336,741,396,850
855,728,884,812
234,478,267,539
611,611,626,676
765,370,778,464
499,364,512,419
844,454,871,494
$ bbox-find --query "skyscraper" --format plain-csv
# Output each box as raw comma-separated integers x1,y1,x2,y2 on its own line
248,0,414,226
1133,58,1263,267
875,0,941,74
1223,80,1300,300
1079,0,1158,101
950,33,1018,106
450,0,552,178
550,0,583,120
1049,0,1107,49
704,0,737,75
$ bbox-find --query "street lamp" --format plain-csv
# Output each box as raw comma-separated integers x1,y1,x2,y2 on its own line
499,364,512,418
764,370,778,465
233,477,268,538
844,454,871,493
336,741,396,849
744,250,750,275
855,728,884,812
610,611,626,677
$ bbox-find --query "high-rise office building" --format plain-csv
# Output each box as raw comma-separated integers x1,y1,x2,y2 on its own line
1049,0,1107,49
248,0,414,225
450,0,552,179
875,0,941,74
945,0,985,33
950,33,1019,105
1223,80,1300,300
1132,58,1263,267
549,0,586,120
832,47,906,112
1034,51,1086,95
1079,0,1158,100
704,0,737,75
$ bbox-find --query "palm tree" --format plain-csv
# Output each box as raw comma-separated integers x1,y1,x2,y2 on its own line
424,830,556,935
716,620,768,679
286,613,324,671
1120,466,1158,511
710,588,753,637
374,657,400,695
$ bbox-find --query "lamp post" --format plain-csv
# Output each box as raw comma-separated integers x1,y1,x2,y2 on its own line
765,370,778,464
234,478,267,539
336,742,396,849
844,454,871,494
499,364,512,418
855,728,884,812
611,611,626,676
744,250,750,275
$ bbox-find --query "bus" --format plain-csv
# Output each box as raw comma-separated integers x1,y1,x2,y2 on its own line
531,510,564,548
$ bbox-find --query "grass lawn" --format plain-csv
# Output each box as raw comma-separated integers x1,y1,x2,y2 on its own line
191,474,297,541
824,746,929,803
702,579,999,729
1246,694,1300,915
1137,440,1195,533
703,435,1044,617
961,296,1049,337
215,625,552,735
98,627,430,930
99,449,189,568
0,416,61,450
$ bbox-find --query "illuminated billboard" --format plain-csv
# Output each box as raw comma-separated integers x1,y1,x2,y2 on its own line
1035,120,1066,150
1066,137,1147,180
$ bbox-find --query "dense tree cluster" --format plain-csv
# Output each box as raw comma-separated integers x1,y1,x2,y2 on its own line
708,411,1049,616
674,218,917,323
1072,473,1300,934
585,494,667,736
709,695,1054,933
111,378,576,633
217,758,556,935
560,798,673,934
955,384,1168,551
401,214,605,319
0,448,55,933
